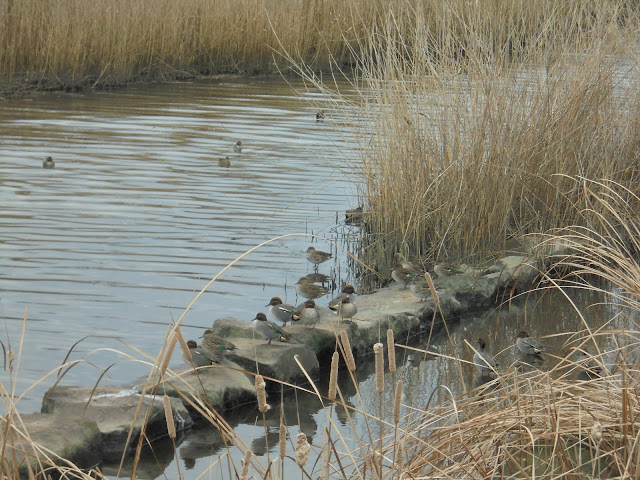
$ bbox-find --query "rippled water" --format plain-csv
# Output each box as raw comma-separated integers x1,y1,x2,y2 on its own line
0,77,360,413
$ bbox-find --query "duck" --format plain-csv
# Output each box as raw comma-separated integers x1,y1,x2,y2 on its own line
328,284,357,308
233,140,242,152
567,347,602,380
200,329,237,355
394,252,421,273
515,330,544,355
218,156,231,167
316,110,325,121
299,299,320,328
305,246,332,269
391,265,417,289
266,296,301,326
184,339,219,367
42,156,55,169
473,338,499,373
329,296,357,323
433,262,464,278
409,277,430,302
295,277,329,300
253,313,289,344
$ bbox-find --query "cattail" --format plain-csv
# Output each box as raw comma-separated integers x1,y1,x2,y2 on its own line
591,421,603,443
163,395,176,439
424,272,438,306
387,329,396,374
240,449,252,480
160,331,178,377
279,423,287,459
374,343,384,394
394,380,403,424
340,331,356,372
295,432,310,468
255,374,268,413
176,328,191,362
328,351,339,401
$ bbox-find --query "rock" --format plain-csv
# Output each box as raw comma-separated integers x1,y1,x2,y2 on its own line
433,274,498,310
41,385,193,461
155,359,257,413
224,338,319,387
1,412,102,479
209,316,254,339
493,255,540,291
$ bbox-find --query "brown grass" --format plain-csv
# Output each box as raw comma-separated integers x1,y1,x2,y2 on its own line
285,0,640,287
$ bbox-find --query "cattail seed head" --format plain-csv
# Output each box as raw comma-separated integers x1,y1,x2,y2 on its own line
163,395,176,439
328,351,339,401
161,332,178,377
374,343,384,394
295,432,310,468
240,449,252,480
177,329,191,362
424,272,438,306
394,379,403,424
387,329,396,374
340,331,356,372
255,374,268,413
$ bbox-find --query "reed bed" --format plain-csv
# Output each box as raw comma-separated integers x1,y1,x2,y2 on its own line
287,0,640,286
0,0,387,92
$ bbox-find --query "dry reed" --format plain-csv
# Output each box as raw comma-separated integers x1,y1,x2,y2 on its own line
288,0,640,285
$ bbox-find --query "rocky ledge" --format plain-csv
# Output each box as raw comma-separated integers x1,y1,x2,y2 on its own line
20,251,550,478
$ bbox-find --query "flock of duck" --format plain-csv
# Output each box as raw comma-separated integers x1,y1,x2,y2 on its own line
184,248,555,374
184,245,357,366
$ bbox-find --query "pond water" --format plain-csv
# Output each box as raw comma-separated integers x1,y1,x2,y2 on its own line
0,77,359,411
0,77,625,479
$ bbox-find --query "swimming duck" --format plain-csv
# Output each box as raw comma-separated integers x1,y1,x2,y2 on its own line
295,277,329,300
473,338,499,373
516,330,544,355
185,339,219,367
266,296,301,326
329,296,357,323
233,140,242,152
567,347,602,380
299,299,320,328
218,156,231,167
200,329,237,355
328,284,357,308
253,312,289,344
316,110,325,121
42,156,55,169
305,246,332,269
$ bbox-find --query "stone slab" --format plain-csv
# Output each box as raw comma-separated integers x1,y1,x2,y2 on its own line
1,412,102,479
41,385,192,461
